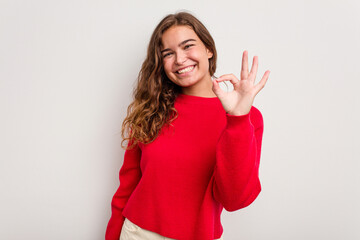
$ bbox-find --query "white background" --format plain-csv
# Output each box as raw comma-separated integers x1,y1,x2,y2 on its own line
1,0,359,239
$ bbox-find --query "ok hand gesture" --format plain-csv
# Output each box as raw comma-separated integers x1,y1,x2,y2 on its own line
212,50,270,116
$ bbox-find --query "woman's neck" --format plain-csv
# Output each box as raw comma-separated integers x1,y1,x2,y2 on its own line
180,77,217,98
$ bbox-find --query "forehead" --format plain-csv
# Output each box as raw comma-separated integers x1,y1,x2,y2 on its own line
161,25,200,48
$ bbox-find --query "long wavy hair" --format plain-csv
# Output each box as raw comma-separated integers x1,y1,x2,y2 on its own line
121,11,217,149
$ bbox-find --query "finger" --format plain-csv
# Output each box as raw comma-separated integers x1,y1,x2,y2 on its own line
241,50,249,80
216,74,239,86
254,70,270,94
212,78,224,97
249,56,258,82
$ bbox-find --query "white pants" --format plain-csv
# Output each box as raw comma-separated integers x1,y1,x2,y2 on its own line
120,218,224,240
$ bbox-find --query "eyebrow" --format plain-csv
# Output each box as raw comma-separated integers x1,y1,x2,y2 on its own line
160,39,196,54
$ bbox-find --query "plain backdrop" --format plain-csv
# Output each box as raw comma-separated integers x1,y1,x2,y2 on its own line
1,0,359,239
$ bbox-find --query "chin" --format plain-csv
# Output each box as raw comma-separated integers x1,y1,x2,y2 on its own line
175,79,199,88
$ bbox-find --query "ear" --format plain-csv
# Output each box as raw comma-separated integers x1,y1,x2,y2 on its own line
206,48,213,59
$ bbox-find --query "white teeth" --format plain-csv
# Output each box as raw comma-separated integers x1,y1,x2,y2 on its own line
177,65,194,74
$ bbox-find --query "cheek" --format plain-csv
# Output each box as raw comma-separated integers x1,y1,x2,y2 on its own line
162,61,177,81
162,61,173,74
190,49,209,64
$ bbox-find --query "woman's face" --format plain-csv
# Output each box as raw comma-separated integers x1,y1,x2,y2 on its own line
160,25,213,93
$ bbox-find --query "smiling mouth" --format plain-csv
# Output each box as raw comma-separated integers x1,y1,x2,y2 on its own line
176,65,195,74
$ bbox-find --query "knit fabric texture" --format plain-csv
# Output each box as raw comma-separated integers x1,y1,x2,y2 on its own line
106,93,264,240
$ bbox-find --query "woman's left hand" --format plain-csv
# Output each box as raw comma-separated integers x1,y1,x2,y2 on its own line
212,50,270,116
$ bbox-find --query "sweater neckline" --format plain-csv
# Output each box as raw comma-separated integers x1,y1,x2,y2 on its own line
176,93,220,105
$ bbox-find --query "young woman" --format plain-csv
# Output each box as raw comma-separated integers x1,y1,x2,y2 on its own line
105,11,270,240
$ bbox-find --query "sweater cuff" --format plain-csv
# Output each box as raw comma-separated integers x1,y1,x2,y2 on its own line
225,112,252,130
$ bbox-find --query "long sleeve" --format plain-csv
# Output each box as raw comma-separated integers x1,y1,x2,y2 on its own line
212,106,264,212
105,142,142,240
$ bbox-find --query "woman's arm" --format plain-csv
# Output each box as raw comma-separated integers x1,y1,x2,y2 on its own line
105,142,142,240
212,106,263,211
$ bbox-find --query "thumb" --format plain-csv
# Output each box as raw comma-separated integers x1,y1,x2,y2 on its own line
212,78,223,97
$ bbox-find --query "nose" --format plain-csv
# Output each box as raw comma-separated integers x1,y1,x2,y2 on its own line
175,51,187,65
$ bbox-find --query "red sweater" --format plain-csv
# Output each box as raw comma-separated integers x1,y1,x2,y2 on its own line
106,93,263,240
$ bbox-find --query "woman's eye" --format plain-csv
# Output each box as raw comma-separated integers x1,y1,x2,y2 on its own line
163,52,173,58
184,44,194,49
